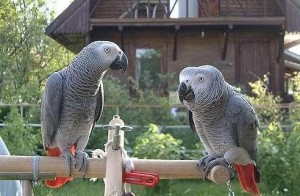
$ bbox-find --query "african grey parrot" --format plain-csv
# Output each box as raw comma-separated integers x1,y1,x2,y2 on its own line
41,41,128,188
178,65,260,195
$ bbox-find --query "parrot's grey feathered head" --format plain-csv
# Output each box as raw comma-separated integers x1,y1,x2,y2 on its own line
178,65,226,107
72,41,128,73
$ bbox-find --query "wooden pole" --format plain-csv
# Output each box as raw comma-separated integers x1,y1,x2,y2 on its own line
0,156,230,184
104,115,125,196
21,180,33,196
104,146,123,196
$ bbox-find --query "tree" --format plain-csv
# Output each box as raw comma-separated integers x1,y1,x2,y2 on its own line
0,0,74,105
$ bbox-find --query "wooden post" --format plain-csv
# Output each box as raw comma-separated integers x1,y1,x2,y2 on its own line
104,115,125,196
104,145,123,196
21,180,33,196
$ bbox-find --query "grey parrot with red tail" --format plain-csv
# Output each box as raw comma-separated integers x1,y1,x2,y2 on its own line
178,65,260,195
41,41,128,188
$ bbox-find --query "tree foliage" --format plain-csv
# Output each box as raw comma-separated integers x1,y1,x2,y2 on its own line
0,0,74,104
1,107,39,155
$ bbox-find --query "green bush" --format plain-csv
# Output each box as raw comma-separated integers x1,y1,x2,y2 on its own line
249,74,300,195
247,75,283,124
133,124,182,160
132,124,183,195
0,106,40,155
258,122,300,195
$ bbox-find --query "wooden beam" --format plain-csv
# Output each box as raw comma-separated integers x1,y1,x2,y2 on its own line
277,30,285,63
275,0,286,15
222,30,230,60
236,0,247,16
118,25,125,51
173,25,180,61
284,39,300,49
90,17,285,27
0,156,230,184
89,0,102,17
284,50,300,64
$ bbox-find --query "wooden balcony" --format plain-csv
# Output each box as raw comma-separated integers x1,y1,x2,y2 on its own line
89,0,286,27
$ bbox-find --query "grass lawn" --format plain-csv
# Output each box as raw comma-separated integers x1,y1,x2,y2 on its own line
33,179,265,196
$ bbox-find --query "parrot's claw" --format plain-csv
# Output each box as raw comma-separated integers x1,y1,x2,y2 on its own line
75,151,89,176
62,149,76,176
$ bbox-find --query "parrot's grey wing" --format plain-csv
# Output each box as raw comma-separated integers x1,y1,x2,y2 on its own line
94,81,104,124
189,110,196,132
41,72,64,149
225,93,259,162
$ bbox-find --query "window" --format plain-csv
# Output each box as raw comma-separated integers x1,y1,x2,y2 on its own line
135,48,161,90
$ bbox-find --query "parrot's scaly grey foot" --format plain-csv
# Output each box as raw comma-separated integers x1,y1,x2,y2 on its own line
197,154,223,168
197,154,232,180
198,155,234,180
75,151,89,176
62,149,76,176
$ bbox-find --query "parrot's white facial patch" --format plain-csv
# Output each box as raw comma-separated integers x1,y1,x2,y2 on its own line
195,73,209,85
178,65,226,106
98,43,121,63
83,41,126,72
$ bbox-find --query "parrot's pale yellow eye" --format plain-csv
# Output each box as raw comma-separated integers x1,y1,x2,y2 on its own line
199,77,204,82
104,47,110,53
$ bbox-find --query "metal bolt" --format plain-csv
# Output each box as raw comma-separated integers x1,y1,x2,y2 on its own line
103,124,133,150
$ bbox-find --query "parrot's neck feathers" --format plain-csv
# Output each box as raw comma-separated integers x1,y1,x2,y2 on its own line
61,63,105,97
201,84,230,110
192,85,232,125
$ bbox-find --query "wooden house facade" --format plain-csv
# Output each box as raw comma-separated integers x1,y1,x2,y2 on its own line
46,0,300,98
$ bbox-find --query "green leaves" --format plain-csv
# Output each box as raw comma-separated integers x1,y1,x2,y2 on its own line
1,107,39,155
0,0,74,103
133,124,182,160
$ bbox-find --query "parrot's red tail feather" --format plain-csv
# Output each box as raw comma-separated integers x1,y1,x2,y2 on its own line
45,146,76,188
45,177,72,188
233,163,260,196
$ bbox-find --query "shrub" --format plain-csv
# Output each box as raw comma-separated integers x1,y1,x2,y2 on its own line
133,124,182,160
0,107,40,155
247,75,283,124
258,122,300,195
249,74,300,195
132,124,183,195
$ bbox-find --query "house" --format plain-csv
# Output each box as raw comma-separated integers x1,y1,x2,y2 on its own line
45,0,300,99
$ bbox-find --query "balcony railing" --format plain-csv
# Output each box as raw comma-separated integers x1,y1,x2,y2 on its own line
110,0,286,19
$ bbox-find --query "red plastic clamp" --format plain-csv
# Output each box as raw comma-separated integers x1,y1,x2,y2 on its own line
122,171,160,188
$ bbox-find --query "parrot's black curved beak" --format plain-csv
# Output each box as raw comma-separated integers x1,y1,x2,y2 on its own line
110,53,128,73
178,82,195,103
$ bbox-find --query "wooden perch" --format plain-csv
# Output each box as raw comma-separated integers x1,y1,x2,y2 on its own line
0,155,230,184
